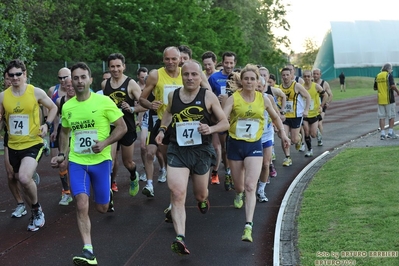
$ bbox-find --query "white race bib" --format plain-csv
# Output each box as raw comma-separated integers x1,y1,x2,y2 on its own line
286,101,293,113
236,118,260,141
74,130,98,154
163,85,181,105
176,121,202,146
309,99,315,111
220,86,226,95
152,115,158,124
9,114,29,136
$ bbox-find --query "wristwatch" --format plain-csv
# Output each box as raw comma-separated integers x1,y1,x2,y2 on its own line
280,111,286,115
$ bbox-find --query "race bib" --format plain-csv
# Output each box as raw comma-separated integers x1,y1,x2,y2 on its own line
9,114,29,136
176,121,202,146
74,130,98,154
220,86,226,95
236,118,260,141
309,99,315,111
286,101,293,113
152,115,158,124
163,85,181,105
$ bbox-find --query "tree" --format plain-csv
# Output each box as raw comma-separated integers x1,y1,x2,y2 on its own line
295,38,320,70
0,1,36,82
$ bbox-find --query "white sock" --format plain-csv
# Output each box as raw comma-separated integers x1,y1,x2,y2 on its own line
258,181,266,194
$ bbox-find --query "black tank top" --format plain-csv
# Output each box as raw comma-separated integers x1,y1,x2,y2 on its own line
103,77,136,132
170,87,212,145
265,85,274,97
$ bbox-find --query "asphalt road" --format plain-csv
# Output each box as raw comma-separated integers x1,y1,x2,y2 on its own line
0,94,383,266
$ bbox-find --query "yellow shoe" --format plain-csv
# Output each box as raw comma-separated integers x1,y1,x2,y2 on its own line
234,192,244,209
241,225,253,242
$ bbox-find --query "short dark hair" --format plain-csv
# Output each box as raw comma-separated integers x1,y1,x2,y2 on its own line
107,53,125,66
222,51,237,62
5,59,27,74
178,45,192,59
71,62,92,77
281,67,291,73
201,51,217,63
137,67,148,75
269,74,276,81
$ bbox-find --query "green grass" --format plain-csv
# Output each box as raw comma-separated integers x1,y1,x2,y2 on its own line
328,76,376,101
298,147,399,265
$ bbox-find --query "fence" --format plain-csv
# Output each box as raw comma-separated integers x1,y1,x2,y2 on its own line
30,62,162,92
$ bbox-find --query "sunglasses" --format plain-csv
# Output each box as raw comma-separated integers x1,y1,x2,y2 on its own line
58,76,69,80
8,72,23,78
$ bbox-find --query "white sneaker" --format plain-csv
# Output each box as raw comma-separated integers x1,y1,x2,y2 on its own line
158,168,167,183
142,184,155,197
59,193,73,206
11,204,27,218
32,172,40,185
305,149,313,157
299,143,306,152
139,173,147,182
27,207,45,231
257,191,268,202
387,132,398,139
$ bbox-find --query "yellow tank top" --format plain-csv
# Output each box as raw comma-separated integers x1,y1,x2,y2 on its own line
154,67,182,119
306,82,321,118
4,84,43,150
279,81,303,118
229,91,265,142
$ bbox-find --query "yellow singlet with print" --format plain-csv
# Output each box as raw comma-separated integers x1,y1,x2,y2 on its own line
307,82,321,118
279,81,303,118
4,84,43,150
154,67,182,120
229,91,265,142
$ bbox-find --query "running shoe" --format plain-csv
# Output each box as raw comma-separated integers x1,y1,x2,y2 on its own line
73,249,98,265
282,157,292,167
107,189,114,212
197,199,209,214
139,173,147,182
234,192,244,209
299,143,306,152
295,133,302,150
224,174,232,191
129,172,140,196
387,132,398,139
158,168,167,183
269,164,277,178
164,206,173,223
241,225,253,242
318,140,323,146
211,172,220,185
111,182,118,192
59,191,73,206
142,184,155,197
27,207,45,231
317,129,322,142
257,191,268,202
11,204,27,218
271,151,276,161
380,134,386,140
32,172,40,185
305,149,313,157
171,236,190,255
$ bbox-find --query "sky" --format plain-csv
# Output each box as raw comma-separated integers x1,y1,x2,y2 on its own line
278,0,398,53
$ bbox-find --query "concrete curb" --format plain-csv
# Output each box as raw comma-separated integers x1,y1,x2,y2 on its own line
273,151,330,266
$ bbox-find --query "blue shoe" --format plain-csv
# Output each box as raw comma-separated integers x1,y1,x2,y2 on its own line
129,172,139,197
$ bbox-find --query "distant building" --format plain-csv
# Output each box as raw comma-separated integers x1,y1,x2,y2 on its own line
313,20,399,81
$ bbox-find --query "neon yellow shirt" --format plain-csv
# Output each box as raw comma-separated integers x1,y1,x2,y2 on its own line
61,93,123,165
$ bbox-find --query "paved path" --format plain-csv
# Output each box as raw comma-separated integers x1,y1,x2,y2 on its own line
0,94,392,266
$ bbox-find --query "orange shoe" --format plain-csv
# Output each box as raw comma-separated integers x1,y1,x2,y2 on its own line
111,182,118,192
211,172,220,184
